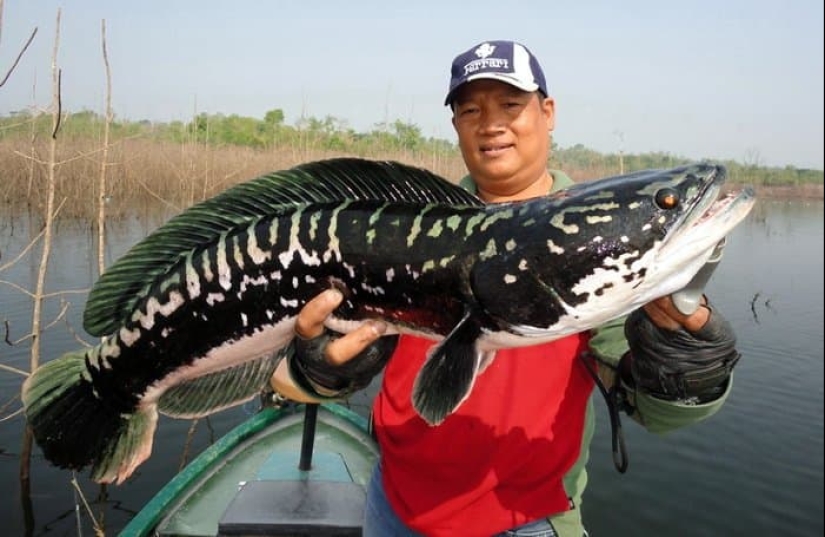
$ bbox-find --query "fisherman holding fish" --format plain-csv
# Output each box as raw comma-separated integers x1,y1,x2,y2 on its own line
271,40,743,537
21,37,750,535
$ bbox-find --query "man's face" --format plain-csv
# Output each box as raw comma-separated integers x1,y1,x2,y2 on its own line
451,79,555,199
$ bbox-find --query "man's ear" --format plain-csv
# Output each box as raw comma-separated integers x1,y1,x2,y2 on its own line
542,96,556,132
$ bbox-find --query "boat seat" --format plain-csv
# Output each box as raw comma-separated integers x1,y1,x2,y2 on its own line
217,479,366,536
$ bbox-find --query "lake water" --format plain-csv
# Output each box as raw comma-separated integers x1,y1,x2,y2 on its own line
1,199,823,536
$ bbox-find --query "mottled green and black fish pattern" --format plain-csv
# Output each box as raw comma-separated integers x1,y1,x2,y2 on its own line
21,157,755,484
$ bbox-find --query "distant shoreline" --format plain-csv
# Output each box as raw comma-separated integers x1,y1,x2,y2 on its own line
740,183,824,200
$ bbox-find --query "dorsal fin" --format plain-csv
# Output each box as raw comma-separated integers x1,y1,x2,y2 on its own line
83,158,482,336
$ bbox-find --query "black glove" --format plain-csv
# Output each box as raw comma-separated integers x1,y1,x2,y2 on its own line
288,329,399,399
624,303,741,403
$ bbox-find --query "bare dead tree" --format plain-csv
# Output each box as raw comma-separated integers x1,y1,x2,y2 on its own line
21,6,63,494
97,19,113,277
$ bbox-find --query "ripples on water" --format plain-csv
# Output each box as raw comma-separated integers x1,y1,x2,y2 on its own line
1,201,822,535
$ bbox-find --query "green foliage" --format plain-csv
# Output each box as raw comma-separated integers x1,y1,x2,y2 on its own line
0,109,821,187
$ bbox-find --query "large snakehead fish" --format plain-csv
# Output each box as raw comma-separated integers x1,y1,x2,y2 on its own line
22,157,754,484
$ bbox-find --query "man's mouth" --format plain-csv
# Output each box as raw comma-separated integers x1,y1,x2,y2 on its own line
480,143,513,156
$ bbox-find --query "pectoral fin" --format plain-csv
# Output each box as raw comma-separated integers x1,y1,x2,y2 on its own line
412,311,484,425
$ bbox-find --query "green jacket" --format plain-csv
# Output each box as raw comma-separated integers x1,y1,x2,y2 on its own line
460,170,732,536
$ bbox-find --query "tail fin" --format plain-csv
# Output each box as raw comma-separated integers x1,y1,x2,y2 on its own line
21,350,158,484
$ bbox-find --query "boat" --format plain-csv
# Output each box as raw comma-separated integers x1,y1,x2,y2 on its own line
120,401,379,536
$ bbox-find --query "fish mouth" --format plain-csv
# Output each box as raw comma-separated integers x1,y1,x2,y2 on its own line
661,169,756,265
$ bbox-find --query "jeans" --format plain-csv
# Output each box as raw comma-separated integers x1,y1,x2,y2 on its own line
362,462,559,537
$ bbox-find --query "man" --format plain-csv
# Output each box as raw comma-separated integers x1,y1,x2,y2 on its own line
271,40,740,537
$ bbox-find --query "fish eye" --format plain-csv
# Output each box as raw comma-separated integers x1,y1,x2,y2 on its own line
655,188,680,210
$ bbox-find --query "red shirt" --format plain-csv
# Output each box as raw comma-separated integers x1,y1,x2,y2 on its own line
372,333,595,537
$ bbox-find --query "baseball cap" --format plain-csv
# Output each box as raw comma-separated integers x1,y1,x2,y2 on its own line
444,40,548,106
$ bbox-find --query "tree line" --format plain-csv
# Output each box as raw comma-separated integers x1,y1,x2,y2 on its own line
2,108,822,188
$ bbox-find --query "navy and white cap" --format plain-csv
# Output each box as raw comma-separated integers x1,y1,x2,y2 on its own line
444,40,548,106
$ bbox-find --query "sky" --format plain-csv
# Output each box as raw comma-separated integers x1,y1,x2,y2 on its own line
1,0,823,170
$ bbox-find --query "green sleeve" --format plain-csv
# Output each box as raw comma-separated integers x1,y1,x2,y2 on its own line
588,316,629,367
588,316,730,434
631,377,732,434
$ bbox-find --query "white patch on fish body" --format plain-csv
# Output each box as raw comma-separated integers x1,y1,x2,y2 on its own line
278,208,323,269
231,236,245,271
550,212,578,234
547,239,565,254
241,274,268,291
571,266,634,297
278,240,321,270
101,339,121,358
403,264,421,280
280,297,299,308
446,215,462,231
308,211,321,241
479,239,498,260
586,215,613,224
407,212,424,247
439,255,455,268
119,326,141,347
216,239,232,291
140,292,185,331
361,282,386,295
480,208,514,232
200,250,214,283
602,251,642,270
246,228,271,265
326,202,349,260
185,264,201,299
206,292,225,306
464,213,486,235
427,219,444,238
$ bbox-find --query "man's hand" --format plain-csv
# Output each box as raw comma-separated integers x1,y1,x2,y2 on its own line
294,289,388,365
642,295,710,333
625,294,740,402
270,289,397,402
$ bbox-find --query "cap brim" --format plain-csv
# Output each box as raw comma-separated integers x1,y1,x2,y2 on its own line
444,73,540,106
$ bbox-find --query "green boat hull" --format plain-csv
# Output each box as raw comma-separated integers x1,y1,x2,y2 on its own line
120,403,378,536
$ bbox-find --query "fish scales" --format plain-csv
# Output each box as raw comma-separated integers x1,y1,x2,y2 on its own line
88,200,481,406
21,157,755,484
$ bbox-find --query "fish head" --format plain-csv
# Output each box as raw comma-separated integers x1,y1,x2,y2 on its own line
543,162,755,325
613,163,755,298
476,163,756,340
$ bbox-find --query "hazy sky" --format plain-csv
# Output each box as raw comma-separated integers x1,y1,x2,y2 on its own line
2,0,823,170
